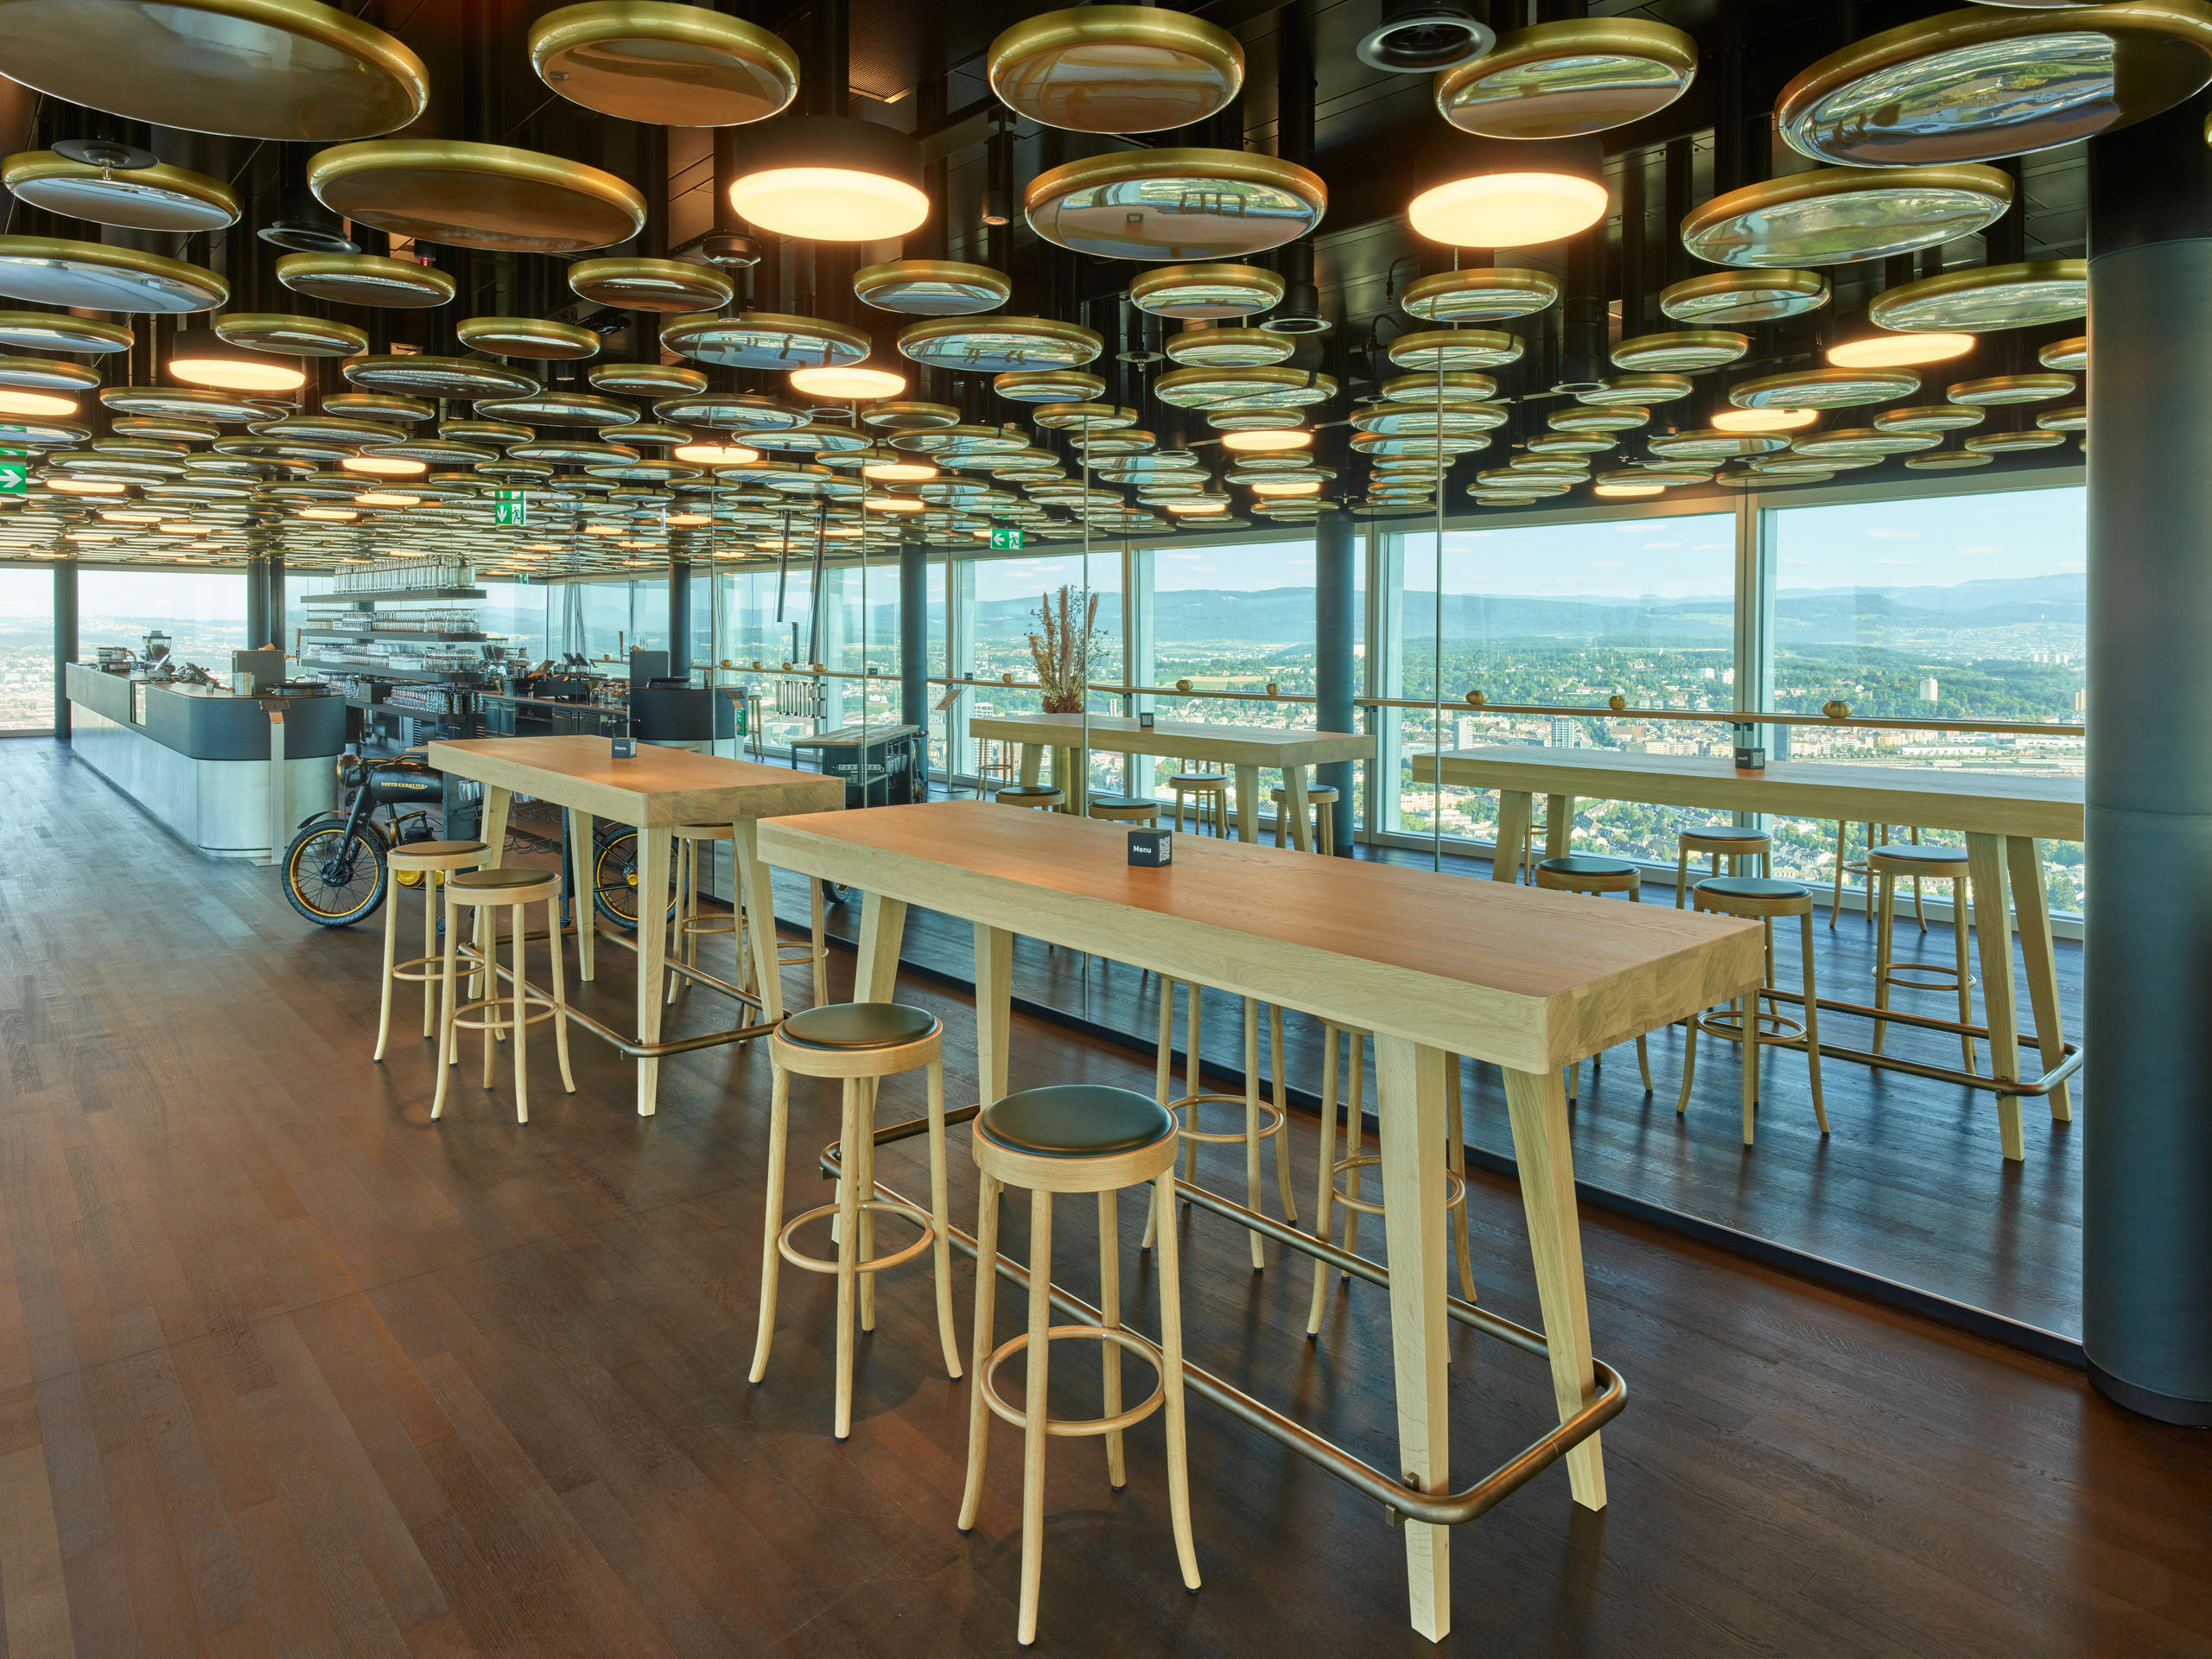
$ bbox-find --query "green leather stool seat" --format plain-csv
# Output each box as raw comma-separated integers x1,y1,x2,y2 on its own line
1682,825,1770,842
1537,854,1636,879
1869,842,1967,866
976,1084,1177,1160
1695,875,1808,903
779,1001,940,1050
1089,793,1157,810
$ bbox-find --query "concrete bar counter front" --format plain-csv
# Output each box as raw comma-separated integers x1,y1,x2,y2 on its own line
66,662,344,860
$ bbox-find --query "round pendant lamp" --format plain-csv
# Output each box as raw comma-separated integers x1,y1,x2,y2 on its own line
1128,264,1285,320
2040,335,2088,372
1712,405,1820,434
1660,268,1828,324
1731,367,1921,409
1611,330,1749,371
1388,327,1524,370
3,150,239,232
854,260,1012,316
790,363,908,401
0,238,226,313
168,328,308,392
275,251,455,308
1400,267,1560,321
1827,331,1978,369
1681,164,2014,268
529,1,800,125
456,316,600,359
1025,149,1325,260
0,311,132,354
987,7,1243,134
1434,18,1697,139
1867,260,2088,331
726,116,928,241
308,140,647,254
1408,133,1605,246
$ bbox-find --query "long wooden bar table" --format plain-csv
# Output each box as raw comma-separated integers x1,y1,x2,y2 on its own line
969,711,1375,848
1413,746,2083,1158
428,736,842,1116
755,800,1763,1640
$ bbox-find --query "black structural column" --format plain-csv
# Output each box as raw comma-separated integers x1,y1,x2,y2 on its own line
2083,92,2212,1426
669,556,692,681
899,532,927,731
266,553,284,651
1314,505,1357,856
53,558,76,739
245,557,270,654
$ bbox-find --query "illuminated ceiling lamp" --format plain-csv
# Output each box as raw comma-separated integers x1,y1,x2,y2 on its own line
168,326,308,392
1826,331,1976,369
863,449,938,482
789,361,908,400
0,385,77,417
1408,132,1606,247
341,453,428,477
1221,427,1313,453
727,117,927,241
1594,480,1664,498
672,437,762,466
1711,405,1818,433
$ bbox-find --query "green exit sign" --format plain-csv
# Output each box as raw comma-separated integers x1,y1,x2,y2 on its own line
0,449,24,497
493,490,527,527
989,526,1023,550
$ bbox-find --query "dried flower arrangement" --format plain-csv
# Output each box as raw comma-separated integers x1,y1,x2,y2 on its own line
1027,584,1102,714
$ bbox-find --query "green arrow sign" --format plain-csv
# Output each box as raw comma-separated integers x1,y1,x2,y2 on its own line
989,526,1023,550
0,449,24,497
493,490,527,527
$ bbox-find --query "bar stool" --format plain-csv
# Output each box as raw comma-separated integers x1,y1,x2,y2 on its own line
1868,843,1976,1072
995,784,1064,810
747,1001,962,1440
1168,762,1230,837
1834,822,1929,930
432,867,574,1123
957,1084,1198,1645
1305,1026,1478,1333
373,838,486,1061
665,823,829,1008
1088,793,1161,826
1675,825,1772,907
1268,783,1338,854
1678,876,1827,1146
1534,855,1654,1097
1141,981,1296,1268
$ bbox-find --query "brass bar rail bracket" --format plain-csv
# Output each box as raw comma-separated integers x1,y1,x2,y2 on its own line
823,1110,1628,1529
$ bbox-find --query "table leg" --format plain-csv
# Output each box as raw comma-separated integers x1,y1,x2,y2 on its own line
2007,837,2072,1122
566,808,597,982
731,820,782,1026
1500,1065,1607,1512
975,924,1013,1106
1545,794,1573,861
853,893,908,1002
1018,743,1041,787
1234,764,1261,844
474,786,512,1001
1282,767,1313,853
1493,788,1532,883
1372,1035,1451,1641
1059,746,1083,813
1964,832,2025,1161
632,823,671,1118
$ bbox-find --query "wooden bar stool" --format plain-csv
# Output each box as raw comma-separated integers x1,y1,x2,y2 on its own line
1834,821,1928,930
748,1001,962,1440
1678,876,1827,1146
373,838,486,1062
665,823,829,1008
1868,843,1977,1072
1141,980,1296,1268
1088,793,1161,826
1268,783,1338,854
957,1084,1198,1645
1534,855,1654,1098
432,867,574,1123
1305,1026,1478,1332
995,784,1064,810
1675,825,1771,907
1168,762,1230,836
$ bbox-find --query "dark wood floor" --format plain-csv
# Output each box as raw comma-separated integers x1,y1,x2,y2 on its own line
0,737,2195,1658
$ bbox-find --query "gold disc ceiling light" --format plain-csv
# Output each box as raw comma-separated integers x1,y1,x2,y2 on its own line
529,1,801,125
570,257,735,312
1128,264,1285,319
1681,165,2013,266
1434,18,1698,138
1777,2,2212,165
1868,260,2088,329
456,316,601,359
3,152,239,232
0,238,226,312
309,141,646,254
215,314,367,357
855,261,1014,316
1025,150,1325,260
900,317,1105,373
663,311,870,369
1660,270,1829,323
0,312,131,354
1401,268,1560,321
988,7,1243,132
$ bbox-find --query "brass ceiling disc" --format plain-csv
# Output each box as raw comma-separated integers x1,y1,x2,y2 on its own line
0,237,226,313
621,423,692,445
343,353,539,399
1387,328,1524,372
1904,449,1994,469
2037,403,2088,430
992,369,1107,403
1475,468,1571,492
477,389,640,428
1033,402,1141,430
1965,428,2067,453
1550,404,1648,432
1648,428,1791,459
1681,164,2013,268
1659,268,1828,324
256,414,402,446
3,151,238,232
1164,327,1296,367
1868,260,2087,331
569,256,734,314
585,459,703,485
1792,427,1941,457
663,310,870,369
111,416,218,442
1729,367,1919,409
308,140,646,255
987,6,1243,134
1353,401,1507,435
528,1,800,126
213,312,367,358
1610,330,1749,371
276,251,454,308
1580,372,1695,405
100,385,285,423
0,311,131,356
511,440,639,467
899,315,1103,373
458,315,600,359
0,419,88,447
1874,404,1986,432
1379,370,1499,404
1154,365,1332,407
891,423,1027,455
1128,263,1285,320
2039,334,2088,372
322,391,434,422
1526,433,1613,454
1777,2,2212,166
474,460,555,483
1948,371,2075,404
753,423,872,455
440,418,531,446
0,355,98,392
653,391,806,431
1355,432,1491,459
1024,149,1325,261
854,259,1012,317
356,439,499,468
1434,17,1698,139
588,361,708,396
0,0,427,142
1400,267,1560,323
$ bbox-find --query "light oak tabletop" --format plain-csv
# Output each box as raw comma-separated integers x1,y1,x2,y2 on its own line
430,735,843,825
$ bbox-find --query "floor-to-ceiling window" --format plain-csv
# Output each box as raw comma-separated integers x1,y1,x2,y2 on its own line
965,549,1123,793
0,566,54,732
78,569,249,666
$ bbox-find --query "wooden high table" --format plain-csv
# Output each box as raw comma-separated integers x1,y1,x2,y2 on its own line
754,800,1764,1640
1414,746,2084,1159
969,711,1375,849
428,736,842,1116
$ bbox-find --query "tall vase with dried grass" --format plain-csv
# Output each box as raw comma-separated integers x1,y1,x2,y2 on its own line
1027,585,1101,715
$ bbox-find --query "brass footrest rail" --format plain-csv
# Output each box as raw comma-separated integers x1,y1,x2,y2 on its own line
823,1109,1627,1529
470,924,781,1060
1731,986,2083,1099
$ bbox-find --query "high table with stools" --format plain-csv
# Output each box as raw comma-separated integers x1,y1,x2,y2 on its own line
426,736,844,1116
754,799,1763,1641
1415,747,2085,1161
969,711,1374,850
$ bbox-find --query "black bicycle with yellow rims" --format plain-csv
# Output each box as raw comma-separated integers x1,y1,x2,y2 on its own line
281,751,442,927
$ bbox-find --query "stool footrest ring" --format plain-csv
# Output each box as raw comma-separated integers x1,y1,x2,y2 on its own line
982,1324,1166,1438
1167,1091,1287,1145
1695,1006,1806,1045
1880,963,1970,993
450,988,563,1035
777,1198,936,1275
1330,1154,1465,1218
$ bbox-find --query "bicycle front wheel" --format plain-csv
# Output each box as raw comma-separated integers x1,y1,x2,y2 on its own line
283,824,387,926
